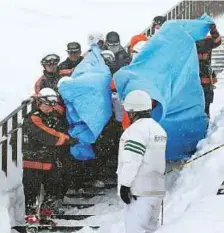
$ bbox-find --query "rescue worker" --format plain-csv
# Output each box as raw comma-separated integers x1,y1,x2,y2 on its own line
59,42,83,76
151,15,166,35
196,23,222,117
117,90,167,233
129,33,148,59
35,54,62,94
22,88,78,215
104,31,131,74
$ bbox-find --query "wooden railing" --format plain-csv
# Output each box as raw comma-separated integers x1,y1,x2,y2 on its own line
1,0,224,176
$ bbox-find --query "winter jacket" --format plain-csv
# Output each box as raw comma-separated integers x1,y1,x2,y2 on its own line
196,32,221,85
22,108,70,169
104,46,131,74
117,118,167,197
58,56,83,76
34,70,62,94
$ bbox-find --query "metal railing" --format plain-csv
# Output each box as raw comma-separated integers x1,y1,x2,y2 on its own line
1,0,224,176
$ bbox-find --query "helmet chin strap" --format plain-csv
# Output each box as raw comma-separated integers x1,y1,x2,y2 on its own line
128,110,151,123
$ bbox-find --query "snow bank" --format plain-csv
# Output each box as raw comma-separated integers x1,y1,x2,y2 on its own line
6,162,25,228
155,74,224,233
0,171,11,233
0,161,25,232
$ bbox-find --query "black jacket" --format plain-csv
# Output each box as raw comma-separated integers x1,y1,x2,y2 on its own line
22,109,69,164
104,46,131,74
59,56,83,70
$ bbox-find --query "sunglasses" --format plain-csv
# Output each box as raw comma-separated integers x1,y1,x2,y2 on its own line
67,50,80,54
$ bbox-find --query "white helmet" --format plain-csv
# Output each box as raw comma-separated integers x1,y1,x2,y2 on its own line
37,88,58,106
88,31,104,46
101,50,115,64
123,90,152,112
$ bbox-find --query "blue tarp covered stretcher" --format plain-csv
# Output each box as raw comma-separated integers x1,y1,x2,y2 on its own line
58,45,112,160
114,14,213,160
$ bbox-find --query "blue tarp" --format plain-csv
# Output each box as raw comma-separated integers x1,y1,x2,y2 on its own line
114,14,213,161
58,45,112,160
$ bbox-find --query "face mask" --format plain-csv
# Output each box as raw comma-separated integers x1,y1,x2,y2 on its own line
107,44,120,54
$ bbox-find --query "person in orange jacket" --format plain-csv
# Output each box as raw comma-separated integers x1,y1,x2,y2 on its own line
196,23,222,117
22,88,78,215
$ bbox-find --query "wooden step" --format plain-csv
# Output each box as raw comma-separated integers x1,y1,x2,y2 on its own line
65,192,105,198
51,214,93,220
62,203,95,209
13,225,100,233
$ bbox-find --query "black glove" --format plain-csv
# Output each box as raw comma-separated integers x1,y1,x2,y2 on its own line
210,24,218,36
120,185,131,204
67,137,79,145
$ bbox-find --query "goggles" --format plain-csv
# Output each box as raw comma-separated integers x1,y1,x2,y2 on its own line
41,54,60,65
37,95,57,106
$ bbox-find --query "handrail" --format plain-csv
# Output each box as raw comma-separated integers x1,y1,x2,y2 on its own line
0,102,31,126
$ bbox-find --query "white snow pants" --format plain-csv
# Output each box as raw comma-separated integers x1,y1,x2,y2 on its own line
124,196,163,233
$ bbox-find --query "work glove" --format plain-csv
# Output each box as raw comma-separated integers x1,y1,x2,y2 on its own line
67,137,79,145
120,185,137,204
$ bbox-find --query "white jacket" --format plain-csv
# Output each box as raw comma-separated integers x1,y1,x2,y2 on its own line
117,118,167,197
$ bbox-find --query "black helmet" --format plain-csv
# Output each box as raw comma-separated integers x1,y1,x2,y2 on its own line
67,42,81,53
152,16,166,26
41,54,60,66
105,31,120,45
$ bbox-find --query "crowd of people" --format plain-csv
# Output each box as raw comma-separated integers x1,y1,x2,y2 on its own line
18,15,222,233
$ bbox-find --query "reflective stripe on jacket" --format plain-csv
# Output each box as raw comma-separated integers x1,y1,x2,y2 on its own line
23,160,53,170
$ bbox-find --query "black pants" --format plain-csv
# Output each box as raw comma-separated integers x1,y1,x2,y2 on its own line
202,84,214,118
93,118,122,181
23,167,64,214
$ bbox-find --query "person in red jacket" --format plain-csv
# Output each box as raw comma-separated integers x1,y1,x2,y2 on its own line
22,88,78,216
35,54,62,94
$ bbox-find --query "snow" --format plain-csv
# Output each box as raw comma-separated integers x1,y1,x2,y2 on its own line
0,171,11,233
214,14,224,35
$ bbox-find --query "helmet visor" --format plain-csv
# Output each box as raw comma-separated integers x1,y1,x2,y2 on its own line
38,95,57,106
41,54,60,65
